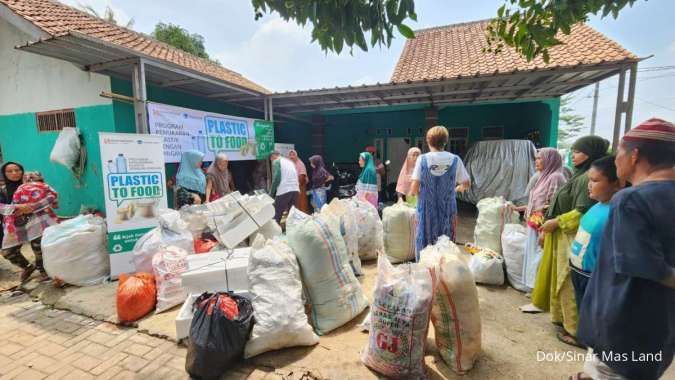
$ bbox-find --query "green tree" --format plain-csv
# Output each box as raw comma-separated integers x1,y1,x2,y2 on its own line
486,0,642,63
152,22,210,59
557,95,586,148
250,0,417,54
249,0,643,61
78,3,134,29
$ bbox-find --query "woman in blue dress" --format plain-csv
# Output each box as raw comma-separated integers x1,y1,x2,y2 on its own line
409,126,471,260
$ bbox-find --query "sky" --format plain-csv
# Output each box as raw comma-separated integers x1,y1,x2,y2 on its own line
63,0,675,143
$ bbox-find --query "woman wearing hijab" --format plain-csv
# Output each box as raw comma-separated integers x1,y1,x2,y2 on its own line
175,150,206,208
395,147,422,205
527,136,609,347
513,148,567,293
288,150,310,213
308,155,333,211
356,152,379,208
205,152,235,202
0,162,56,281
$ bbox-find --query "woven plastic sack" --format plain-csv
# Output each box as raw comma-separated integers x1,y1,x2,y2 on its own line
42,214,110,286
348,198,384,261
152,246,189,313
49,127,80,169
382,201,417,263
468,248,505,285
361,254,433,378
474,197,519,254
420,236,482,374
245,236,319,358
321,198,362,276
116,272,156,323
286,207,368,335
133,209,194,273
501,224,528,292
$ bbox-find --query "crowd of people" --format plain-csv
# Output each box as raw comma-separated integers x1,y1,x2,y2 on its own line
0,118,672,379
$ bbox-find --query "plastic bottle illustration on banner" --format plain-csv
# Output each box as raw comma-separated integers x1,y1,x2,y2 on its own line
107,160,117,174
196,130,207,154
115,154,128,173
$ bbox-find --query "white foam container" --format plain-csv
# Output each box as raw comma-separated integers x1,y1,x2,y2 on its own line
175,248,252,340
209,193,275,249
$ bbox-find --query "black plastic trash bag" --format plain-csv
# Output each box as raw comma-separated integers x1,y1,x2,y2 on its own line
185,292,254,379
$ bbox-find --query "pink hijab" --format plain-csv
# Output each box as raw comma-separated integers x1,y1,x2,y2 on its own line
288,150,307,177
396,147,422,195
527,148,567,217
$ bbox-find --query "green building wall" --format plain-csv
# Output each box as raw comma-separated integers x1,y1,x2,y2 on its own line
0,104,116,216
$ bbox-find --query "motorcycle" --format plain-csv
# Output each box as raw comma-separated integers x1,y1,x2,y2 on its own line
331,163,358,199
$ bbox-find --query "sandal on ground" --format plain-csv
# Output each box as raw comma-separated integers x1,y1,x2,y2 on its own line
519,303,543,313
20,264,36,282
568,372,593,380
38,272,50,282
557,331,584,348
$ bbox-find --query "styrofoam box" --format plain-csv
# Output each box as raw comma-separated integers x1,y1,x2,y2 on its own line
180,248,251,294
209,193,275,249
175,291,252,340
176,248,253,340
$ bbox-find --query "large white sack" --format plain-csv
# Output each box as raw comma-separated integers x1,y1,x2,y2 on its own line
321,199,362,276
348,198,384,261
286,208,368,335
152,245,188,313
361,253,433,378
501,224,529,292
474,197,519,254
382,201,417,263
468,248,505,285
42,215,109,286
49,127,80,169
420,236,482,374
133,209,194,273
245,236,319,358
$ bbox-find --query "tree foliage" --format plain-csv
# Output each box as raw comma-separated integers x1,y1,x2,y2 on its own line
250,0,417,54
558,95,586,147
486,0,640,63
249,0,642,61
152,23,220,65
78,3,134,29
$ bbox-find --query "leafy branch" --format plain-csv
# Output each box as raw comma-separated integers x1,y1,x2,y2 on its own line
486,0,640,63
250,0,418,54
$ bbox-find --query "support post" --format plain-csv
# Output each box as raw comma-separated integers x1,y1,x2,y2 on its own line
590,82,599,136
264,97,269,121
132,59,148,134
268,97,274,122
624,63,638,134
612,68,627,151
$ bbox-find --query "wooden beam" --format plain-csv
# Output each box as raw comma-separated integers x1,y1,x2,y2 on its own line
86,57,138,72
159,78,201,88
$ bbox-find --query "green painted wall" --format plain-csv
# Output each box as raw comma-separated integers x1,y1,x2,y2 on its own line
438,100,557,148
0,104,116,216
283,99,561,165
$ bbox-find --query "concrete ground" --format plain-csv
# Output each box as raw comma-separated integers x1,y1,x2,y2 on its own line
1,208,673,379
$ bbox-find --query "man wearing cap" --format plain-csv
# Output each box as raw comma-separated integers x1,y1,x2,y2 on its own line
269,151,299,223
576,118,675,380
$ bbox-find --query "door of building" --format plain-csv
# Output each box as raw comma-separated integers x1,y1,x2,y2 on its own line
386,137,411,188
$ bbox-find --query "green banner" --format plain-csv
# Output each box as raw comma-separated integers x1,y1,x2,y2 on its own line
254,120,275,159
107,228,153,254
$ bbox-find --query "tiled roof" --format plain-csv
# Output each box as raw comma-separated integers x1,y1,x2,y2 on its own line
0,0,269,94
391,19,637,83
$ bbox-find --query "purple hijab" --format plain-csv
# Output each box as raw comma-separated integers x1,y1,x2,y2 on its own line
527,148,567,217
309,155,330,189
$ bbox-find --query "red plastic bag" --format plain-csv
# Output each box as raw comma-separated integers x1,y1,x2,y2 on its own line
116,272,156,323
194,238,218,254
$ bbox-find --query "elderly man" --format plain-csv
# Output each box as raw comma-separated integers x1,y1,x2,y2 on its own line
576,118,675,380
